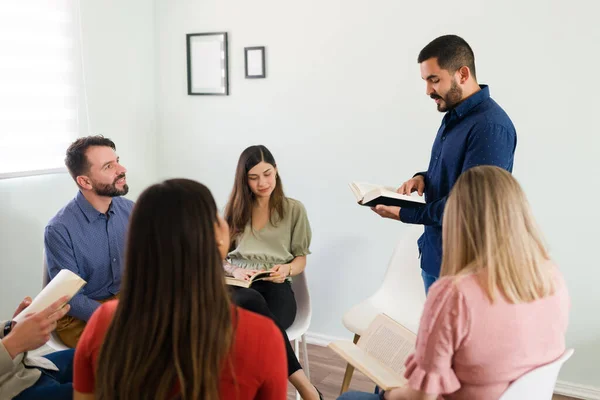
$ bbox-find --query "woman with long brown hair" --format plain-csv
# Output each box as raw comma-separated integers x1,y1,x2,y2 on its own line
338,166,569,400
72,179,287,399
224,145,322,400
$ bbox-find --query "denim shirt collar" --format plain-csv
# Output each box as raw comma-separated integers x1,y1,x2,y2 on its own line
447,84,490,122
75,191,115,223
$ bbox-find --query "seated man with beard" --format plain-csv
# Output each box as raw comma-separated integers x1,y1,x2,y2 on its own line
44,136,134,348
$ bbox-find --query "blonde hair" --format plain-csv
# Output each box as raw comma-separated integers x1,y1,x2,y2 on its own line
441,166,554,303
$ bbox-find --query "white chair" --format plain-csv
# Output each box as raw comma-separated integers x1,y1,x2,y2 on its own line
499,349,574,400
340,225,426,394
42,250,71,351
286,270,312,400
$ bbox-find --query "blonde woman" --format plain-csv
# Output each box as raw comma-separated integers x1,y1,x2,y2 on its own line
339,166,569,400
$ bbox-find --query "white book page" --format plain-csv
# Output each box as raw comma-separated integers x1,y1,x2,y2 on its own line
329,340,406,390
351,182,425,205
13,269,86,323
354,182,381,194
349,182,381,200
349,182,376,202
358,314,417,374
364,187,426,204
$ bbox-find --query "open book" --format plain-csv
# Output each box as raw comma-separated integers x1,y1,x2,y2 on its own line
225,270,273,288
329,314,417,390
14,269,86,323
350,182,425,208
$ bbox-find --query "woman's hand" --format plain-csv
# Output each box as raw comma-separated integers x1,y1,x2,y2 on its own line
3,296,70,358
232,267,259,281
263,264,290,284
12,296,32,318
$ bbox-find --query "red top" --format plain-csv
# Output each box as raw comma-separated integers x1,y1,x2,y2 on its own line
74,300,287,399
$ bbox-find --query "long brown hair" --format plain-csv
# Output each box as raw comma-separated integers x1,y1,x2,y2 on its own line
441,166,553,303
224,145,285,242
96,179,234,399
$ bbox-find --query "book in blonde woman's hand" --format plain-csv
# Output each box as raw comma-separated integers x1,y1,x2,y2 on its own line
349,182,426,208
13,269,86,323
328,314,417,390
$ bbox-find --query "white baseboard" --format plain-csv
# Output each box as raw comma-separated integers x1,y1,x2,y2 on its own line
304,331,600,400
554,381,600,400
304,331,350,347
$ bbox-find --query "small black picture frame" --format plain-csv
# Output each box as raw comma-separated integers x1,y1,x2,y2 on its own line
186,32,229,95
244,46,266,79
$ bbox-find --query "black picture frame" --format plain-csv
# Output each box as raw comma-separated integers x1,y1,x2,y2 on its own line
244,46,266,79
186,32,229,95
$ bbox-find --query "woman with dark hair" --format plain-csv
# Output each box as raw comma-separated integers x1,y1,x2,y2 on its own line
72,179,287,400
224,145,321,400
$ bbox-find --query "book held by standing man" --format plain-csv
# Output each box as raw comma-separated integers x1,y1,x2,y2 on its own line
349,182,426,208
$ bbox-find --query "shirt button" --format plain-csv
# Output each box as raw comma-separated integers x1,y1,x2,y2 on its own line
441,136,446,141
112,258,117,262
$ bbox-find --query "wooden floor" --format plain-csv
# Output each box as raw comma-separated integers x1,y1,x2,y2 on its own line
287,344,577,400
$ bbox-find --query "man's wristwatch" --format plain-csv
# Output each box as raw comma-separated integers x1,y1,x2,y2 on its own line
288,264,293,277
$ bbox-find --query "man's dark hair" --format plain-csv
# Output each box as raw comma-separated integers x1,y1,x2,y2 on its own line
65,135,116,181
418,35,476,80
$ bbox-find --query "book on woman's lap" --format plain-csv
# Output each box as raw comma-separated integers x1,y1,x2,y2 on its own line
329,314,417,390
225,270,272,288
349,182,426,208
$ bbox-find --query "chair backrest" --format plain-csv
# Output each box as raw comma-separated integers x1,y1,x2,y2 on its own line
499,348,574,400
371,225,426,333
286,270,312,338
42,248,50,288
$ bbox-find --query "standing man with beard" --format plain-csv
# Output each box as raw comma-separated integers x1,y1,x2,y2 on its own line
372,35,517,294
44,136,134,347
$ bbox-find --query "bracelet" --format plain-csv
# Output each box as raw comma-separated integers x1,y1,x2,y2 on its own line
3,320,13,337
288,264,293,277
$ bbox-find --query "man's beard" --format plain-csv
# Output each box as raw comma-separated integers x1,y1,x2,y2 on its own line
92,174,129,197
432,79,463,112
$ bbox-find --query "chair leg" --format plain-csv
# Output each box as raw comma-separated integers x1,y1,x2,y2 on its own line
294,339,301,400
301,334,310,380
340,334,361,395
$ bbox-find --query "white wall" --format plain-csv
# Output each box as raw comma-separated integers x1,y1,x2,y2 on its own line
0,0,157,317
1,0,597,394
155,0,600,391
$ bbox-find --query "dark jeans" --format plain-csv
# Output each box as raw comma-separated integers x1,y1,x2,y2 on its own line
421,269,438,295
14,349,74,400
337,391,383,400
230,280,301,375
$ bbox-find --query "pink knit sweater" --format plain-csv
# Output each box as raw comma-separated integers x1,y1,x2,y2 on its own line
404,264,569,399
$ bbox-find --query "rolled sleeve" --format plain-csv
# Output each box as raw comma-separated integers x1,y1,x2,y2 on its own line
399,197,447,226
